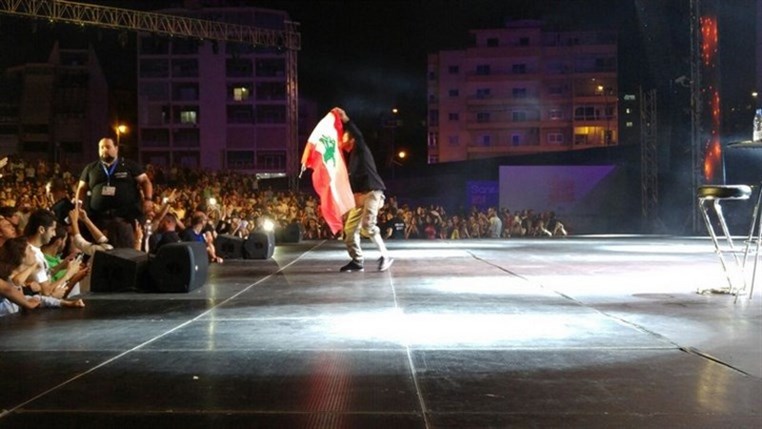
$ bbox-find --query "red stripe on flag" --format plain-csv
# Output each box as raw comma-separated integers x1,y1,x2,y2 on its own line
301,111,355,234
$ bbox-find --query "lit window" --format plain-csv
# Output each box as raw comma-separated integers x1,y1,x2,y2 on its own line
626,121,634,127
180,110,197,124
233,87,250,101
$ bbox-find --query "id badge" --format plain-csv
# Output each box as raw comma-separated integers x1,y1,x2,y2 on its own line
102,185,116,196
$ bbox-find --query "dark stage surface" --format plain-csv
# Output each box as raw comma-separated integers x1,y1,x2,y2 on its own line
1,237,760,428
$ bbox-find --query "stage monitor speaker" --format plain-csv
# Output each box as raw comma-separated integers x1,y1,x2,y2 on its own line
150,242,209,293
90,248,150,292
282,222,303,243
244,231,274,259
214,234,244,259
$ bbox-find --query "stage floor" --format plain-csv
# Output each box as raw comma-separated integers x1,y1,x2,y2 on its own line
1,237,760,428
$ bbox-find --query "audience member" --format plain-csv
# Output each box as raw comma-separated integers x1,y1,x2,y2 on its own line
182,211,223,263
0,215,18,247
148,212,182,254
23,209,84,298
68,206,114,256
0,236,85,317
46,176,75,228
487,207,503,238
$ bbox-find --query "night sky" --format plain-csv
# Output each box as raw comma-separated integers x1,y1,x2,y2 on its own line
0,1,631,114
0,0,757,157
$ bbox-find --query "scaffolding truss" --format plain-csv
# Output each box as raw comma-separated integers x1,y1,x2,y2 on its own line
640,88,659,224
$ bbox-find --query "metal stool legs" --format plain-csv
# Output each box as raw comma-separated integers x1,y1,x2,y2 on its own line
741,184,762,300
697,185,756,299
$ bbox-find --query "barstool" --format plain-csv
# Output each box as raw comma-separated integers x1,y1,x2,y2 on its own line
697,184,759,300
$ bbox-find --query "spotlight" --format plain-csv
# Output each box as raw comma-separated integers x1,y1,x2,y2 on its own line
262,219,275,232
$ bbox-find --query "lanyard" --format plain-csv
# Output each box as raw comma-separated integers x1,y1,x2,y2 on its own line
100,158,118,185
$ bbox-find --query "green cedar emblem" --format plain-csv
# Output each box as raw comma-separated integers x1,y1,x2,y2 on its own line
320,135,337,168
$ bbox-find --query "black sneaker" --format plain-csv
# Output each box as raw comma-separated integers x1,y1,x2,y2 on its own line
378,256,394,271
340,260,364,272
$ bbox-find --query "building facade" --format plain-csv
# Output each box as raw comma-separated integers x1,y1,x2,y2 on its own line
0,42,109,166
137,3,294,177
427,20,618,164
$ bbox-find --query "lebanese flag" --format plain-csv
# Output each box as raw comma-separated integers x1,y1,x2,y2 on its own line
301,110,354,234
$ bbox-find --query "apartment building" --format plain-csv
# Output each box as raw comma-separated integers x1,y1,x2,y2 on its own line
0,42,109,166
137,2,294,176
427,20,618,163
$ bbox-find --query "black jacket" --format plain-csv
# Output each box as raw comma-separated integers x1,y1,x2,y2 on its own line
344,121,385,193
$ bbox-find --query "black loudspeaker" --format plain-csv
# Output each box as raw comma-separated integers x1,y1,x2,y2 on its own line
282,222,302,243
214,234,244,259
150,242,209,293
90,248,150,292
244,231,274,259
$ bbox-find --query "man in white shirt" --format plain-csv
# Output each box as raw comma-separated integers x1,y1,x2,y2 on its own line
23,209,82,298
488,207,503,238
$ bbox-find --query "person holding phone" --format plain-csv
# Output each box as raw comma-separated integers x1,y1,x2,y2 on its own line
23,209,84,299
1,237,85,316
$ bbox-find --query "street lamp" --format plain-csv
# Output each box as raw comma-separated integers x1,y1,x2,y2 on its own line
115,123,128,145
386,108,401,179
596,84,612,145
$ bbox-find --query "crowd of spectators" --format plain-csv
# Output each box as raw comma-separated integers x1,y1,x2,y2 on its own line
0,155,568,315
0,156,568,247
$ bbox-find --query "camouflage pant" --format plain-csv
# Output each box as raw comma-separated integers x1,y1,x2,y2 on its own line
343,190,388,263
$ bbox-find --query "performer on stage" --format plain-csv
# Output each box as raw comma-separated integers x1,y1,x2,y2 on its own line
334,107,394,272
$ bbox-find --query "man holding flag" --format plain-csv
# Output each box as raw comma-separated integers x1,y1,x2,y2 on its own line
301,107,393,272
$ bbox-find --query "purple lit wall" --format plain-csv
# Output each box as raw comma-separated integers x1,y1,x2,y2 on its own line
499,165,632,234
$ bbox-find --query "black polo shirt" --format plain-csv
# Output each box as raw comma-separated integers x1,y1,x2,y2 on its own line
79,157,144,221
